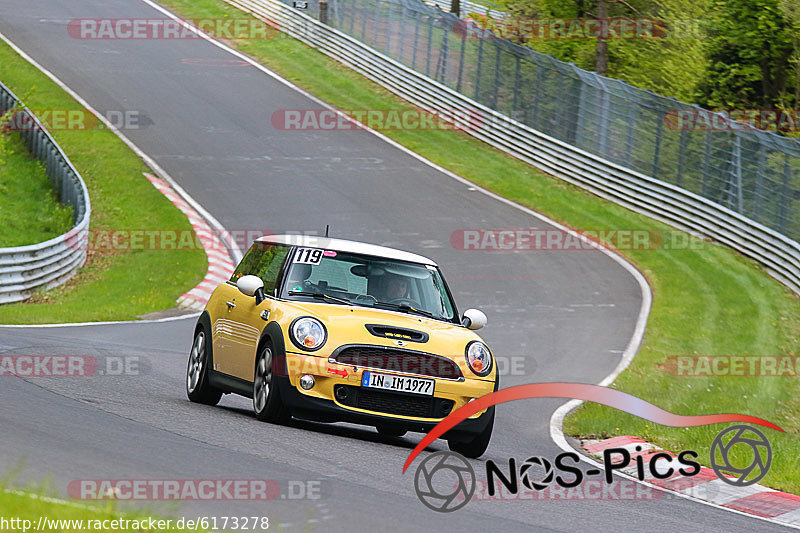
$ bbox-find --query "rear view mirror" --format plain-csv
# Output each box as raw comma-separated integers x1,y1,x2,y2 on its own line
237,275,265,301
462,308,487,330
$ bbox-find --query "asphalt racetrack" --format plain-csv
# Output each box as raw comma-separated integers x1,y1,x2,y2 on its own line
0,0,791,530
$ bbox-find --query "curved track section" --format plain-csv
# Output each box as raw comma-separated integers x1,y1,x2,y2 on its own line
0,0,789,530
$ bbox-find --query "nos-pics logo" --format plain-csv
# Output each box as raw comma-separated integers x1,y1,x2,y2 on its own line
413,425,772,512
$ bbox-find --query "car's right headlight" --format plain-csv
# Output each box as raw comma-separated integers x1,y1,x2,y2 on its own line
290,317,327,351
465,341,493,376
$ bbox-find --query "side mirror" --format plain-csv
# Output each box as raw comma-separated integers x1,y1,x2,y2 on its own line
237,275,265,302
461,308,487,330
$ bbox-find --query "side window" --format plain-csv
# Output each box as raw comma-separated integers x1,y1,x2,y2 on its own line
231,244,265,280
231,243,290,294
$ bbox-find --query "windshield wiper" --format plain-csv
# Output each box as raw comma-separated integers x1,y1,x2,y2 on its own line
288,291,351,305
373,301,436,319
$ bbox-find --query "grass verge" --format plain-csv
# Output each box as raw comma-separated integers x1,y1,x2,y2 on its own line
160,0,800,492
0,41,207,324
0,486,202,532
0,131,73,246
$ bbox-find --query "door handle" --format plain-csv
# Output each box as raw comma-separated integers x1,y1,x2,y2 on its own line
226,301,236,309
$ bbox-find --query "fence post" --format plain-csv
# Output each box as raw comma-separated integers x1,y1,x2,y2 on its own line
652,106,665,179
512,55,521,114
425,15,434,77
780,154,791,234
491,45,501,109
753,144,765,222
411,10,421,69
701,128,712,198
676,125,688,188
456,26,467,92
385,1,392,54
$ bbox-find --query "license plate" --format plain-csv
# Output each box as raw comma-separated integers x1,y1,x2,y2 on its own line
361,371,434,396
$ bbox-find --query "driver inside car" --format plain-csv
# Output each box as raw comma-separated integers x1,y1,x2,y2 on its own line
383,274,410,301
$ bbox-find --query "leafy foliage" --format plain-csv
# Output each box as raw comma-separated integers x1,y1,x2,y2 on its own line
697,0,796,109
498,0,799,111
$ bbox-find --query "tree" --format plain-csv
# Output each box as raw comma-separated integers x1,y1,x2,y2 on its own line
697,0,795,109
498,0,708,101
779,0,800,108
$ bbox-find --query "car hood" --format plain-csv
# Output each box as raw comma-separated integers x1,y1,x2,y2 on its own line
277,300,486,359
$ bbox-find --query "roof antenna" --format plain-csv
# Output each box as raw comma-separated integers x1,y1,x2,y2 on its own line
325,224,330,238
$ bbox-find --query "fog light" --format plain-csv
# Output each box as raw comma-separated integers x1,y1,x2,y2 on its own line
299,374,315,390
335,386,349,401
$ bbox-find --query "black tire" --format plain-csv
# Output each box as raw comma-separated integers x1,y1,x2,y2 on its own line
447,408,494,459
376,424,407,438
253,342,291,424
186,327,222,406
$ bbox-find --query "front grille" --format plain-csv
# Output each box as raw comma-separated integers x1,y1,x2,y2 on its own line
335,385,454,418
331,345,463,380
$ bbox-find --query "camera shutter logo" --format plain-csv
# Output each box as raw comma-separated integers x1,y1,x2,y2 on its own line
519,456,554,491
710,425,772,486
414,451,475,512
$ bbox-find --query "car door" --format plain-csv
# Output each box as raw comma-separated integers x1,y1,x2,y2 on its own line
220,242,291,382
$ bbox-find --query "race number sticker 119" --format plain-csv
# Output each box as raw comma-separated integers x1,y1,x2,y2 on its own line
294,248,323,264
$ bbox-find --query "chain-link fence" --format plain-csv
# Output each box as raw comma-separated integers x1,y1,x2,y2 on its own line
286,0,800,241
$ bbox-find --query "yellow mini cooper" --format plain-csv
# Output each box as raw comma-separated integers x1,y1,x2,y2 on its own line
186,235,496,457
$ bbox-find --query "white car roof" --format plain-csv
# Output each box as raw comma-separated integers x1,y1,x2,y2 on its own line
255,234,438,266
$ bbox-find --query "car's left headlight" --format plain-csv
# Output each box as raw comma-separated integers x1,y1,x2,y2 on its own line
465,341,493,376
290,317,327,351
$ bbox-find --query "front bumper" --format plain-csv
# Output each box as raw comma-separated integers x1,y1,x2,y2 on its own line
281,351,495,437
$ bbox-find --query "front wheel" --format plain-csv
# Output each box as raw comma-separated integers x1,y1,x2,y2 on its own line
253,343,291,424
186,329,222,406
447,408,494,458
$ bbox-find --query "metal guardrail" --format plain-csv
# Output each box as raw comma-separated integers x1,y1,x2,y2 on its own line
224,0,800,294
423,0,507,19
0,81,90,304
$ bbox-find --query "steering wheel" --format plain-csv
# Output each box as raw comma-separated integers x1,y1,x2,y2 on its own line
388,297,421,307
354,294,378,304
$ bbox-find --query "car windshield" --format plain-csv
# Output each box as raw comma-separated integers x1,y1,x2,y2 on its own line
281,248,457,321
